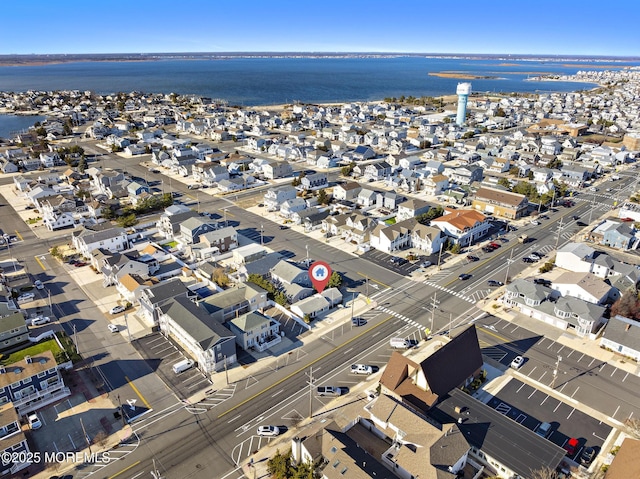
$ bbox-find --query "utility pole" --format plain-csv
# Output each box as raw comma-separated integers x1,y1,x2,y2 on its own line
260,224,264,246
437,242,444,271
224,354,229,385
430,292,438,335
80,417,91,453
555,217,564,251
307,367,313,418
117,394,126,427
350,291,355,328
47,288,52,315
504,248,514,285
588,193,596,226
73,323,79,356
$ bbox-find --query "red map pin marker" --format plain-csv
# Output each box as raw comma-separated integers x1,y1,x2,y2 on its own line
308,261,332,293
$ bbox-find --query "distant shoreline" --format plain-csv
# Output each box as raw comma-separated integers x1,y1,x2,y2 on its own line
428,72,499,80
1,52,639,68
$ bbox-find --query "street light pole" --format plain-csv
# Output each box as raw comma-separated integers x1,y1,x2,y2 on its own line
437,241,444,271
224,354,229,385
504,248,514,285
260,225,264,246
551,355,562,389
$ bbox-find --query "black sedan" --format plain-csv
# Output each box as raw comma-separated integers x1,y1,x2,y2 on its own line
459,274,472,280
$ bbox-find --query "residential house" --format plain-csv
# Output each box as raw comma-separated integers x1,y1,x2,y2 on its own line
551,271,619,305
555,242,597,274
227,311,281,352
179,216,219,245
0,350,70,415
352,145,376,160
156,209,201,239
280,197,307,219
291,294,330,319
0,404,31,475
72,226,129,258
560,164,590,187
264,185,297,212
423,174,449,196
0,159,18,174
449,165,483,185
0,312,29,352
396,199,432,221
588,219,638,250
431,209,490,246
332,182,361,201
263,160,293,179
472,186,528,219
300,172,328,191
363,161,392,181
356,188,378,207
98,251,157,287
187,226,238,261
193,163,229,186
158,296,236,374
138,277,192,325
340,213,371,244
198,283,268,322
505,279,606,337
600,315,640,362
115,273,153,305
270,261,311,288
411,223,447,255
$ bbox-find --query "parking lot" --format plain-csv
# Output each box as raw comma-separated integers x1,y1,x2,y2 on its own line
135,333,212,399
29,393,120,456
360,249,425,276
487,379,611,464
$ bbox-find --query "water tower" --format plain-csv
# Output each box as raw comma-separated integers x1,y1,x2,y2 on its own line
456,82,472,126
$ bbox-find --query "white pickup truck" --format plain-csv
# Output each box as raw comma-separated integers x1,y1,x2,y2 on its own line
351,364,373,375
316,386,342,397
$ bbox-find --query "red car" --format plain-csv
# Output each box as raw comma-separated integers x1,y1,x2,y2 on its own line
489,242,501,248
74,262,87,267
564,437,579,455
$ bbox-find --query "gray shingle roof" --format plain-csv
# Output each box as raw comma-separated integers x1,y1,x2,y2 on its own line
603,315,640,350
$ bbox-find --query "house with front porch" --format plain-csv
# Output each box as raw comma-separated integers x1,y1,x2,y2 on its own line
187,226,238,261
423,173,449,196
300,172,328,191
227,311,281,352
158,295,236,374
137,277,193,325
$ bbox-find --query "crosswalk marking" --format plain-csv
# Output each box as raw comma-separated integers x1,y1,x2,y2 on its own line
423,281,475,304
376,306,422,328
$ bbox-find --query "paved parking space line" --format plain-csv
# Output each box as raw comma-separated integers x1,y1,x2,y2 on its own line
567,408,575,419
612,405,620,418
558,383,567,393
529,366,537,377
516,383,525,393
588,358,595,367
566,350,573,357
557,345,565,354
528,389,537,399
553,401,562,412
599,363,606,372
495,402,511,415
571,386,579,398
515,413,527,423
540,395,549,406
578,353,584,362
154,345,175,354
547,341,554,349
610,367,617,377
623,372,629,382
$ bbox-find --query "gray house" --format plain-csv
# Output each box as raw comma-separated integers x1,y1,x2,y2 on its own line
227,311,282,352
158,296,236,374
600,315,640,362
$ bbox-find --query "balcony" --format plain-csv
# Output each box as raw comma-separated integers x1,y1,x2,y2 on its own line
253,334,282,353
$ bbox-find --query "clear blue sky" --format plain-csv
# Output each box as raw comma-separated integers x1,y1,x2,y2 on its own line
2,0,639,57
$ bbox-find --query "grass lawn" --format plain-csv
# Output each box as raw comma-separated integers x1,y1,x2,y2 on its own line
1,339,61,365
384,217,397,225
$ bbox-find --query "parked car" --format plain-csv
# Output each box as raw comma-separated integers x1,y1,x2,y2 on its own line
487,280,504,287
482,246,494,253
389,257,408,265
31,316,51,326
74,262,87,267
530,220,540,226
522,257,536,263
316,386,342,397
16,292,35,303
489,242,501,249
466,255,479,262
351,317,366,327
564,437,579,455
458,274,472,280
530,252,544,260
109,305,126,315
28,413,42,430
108,324,119,333
34,280,45,290
256,425,280,437
510,355,525,369
571,215,580,221
534,278,552,286
535,421,552,438
350,364,373,375
419,261,432,268
580,446,596,465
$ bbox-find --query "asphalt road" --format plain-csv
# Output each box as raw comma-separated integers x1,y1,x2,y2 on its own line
2,141,638,479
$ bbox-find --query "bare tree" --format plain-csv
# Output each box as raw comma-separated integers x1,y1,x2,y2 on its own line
530,467,558,479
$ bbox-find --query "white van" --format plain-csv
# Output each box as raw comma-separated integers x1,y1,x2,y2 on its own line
172,359,195,374
389,338,410,349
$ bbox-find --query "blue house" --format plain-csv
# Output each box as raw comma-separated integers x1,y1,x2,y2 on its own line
0,350,70,415
0,403,32,475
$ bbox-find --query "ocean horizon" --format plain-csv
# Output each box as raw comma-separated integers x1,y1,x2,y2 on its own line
1,56,638,138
